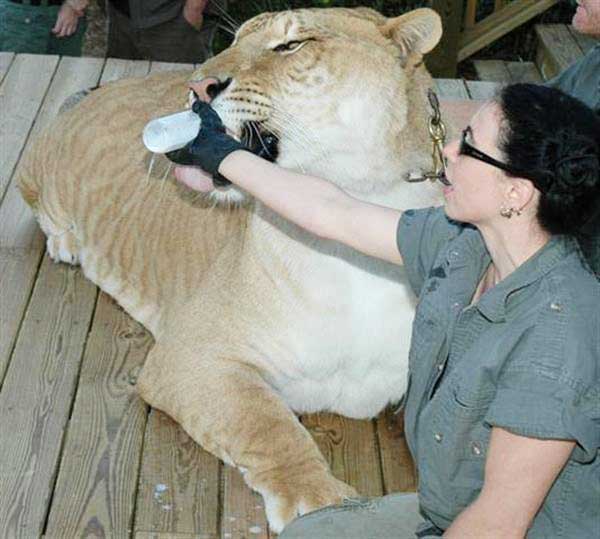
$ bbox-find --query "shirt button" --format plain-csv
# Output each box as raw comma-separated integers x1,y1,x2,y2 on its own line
437,363,444,372
434,432,443,443
24,17,31,24
471,442,482,456
550,302,563,312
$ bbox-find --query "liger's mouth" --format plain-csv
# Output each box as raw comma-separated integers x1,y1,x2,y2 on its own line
165,119,279,189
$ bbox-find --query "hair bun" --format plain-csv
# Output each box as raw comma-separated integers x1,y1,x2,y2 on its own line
545,128,600,195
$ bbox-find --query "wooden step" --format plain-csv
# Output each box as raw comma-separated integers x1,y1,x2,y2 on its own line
474,60,543,84
458,0,559,62
534,24,596,80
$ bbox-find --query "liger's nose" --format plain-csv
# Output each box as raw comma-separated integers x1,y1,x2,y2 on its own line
189,77,233,103
189,77,220,103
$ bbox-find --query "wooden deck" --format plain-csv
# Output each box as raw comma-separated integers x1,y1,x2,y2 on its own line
0,53,497,538
474,23,598,84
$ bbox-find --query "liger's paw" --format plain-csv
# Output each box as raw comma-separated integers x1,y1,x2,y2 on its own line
46,229,80,265
252,469,358,533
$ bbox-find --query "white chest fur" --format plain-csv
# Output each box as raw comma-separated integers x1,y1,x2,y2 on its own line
244,195,427,419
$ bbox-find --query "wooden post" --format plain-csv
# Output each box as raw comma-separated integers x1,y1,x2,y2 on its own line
464,0,478,29
426,0,464,78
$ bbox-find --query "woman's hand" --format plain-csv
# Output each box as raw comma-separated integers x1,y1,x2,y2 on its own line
172,102,403,265
183,0,208,30
52,3,82,38
175,165,215,192
168,100,246,178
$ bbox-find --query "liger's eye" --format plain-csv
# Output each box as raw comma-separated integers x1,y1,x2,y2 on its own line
273,40,304,53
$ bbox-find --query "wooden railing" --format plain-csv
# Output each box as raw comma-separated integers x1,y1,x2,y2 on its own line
458,0,559,61
426,0,559,78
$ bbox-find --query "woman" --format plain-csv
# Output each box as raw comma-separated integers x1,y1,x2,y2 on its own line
174,84,600,538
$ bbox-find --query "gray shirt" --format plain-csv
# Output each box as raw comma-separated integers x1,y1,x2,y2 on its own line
545,43,600,111
396,207,600,538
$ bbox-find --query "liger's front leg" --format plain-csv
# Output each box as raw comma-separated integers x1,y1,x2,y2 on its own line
137,343,357,533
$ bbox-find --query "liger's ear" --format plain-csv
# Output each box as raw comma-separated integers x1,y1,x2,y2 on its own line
381,8,443,58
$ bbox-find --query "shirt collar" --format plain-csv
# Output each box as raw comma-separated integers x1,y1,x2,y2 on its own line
476,235,578,323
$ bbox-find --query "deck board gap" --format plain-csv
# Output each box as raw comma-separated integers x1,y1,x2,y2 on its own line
40,286,101,536
0,247,45,391
0,55,61,206
216,461,224,539
372,417,387,498
129,403,153,539
0,52,15,85
64,287,101,423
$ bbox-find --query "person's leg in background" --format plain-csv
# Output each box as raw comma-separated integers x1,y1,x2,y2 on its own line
1,0,86,56
136,9,219,64
0,0,56,53
106,0,142,59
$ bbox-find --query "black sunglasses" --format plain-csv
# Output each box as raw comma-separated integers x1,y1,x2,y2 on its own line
459,127,533,180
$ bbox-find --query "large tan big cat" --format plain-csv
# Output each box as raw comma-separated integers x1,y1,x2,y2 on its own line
17,7,443,532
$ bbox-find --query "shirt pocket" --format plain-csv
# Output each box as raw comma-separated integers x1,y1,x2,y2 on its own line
447,382,494,421
426,383,494,509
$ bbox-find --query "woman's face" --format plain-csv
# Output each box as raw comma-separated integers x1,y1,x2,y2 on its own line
441,102,508,227
573,0,600,36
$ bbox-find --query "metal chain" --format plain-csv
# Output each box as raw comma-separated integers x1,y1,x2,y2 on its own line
406,88,449,185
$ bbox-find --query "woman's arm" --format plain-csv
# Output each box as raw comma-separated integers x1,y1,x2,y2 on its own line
182,150,404,264
172,101,406,264
444,427,575,538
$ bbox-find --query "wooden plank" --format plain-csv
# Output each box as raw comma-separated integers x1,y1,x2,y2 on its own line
136,533,216,539
376,410,416,494
535,24,584,80
302,413,383,497
34,56,105,131
0,256,97,537
221,465,269,539
43,292,152,538
435,78,470,99
0,52,14,85
100,58,151,85
0,56,105,385
459,0,559,62
567,25,599,54
150,62,195,73
0,54,58,204
134,410,220,538
0,247,43,384
505,61,543,83
473,60,511,83
464,0,477,29
465,80,500,101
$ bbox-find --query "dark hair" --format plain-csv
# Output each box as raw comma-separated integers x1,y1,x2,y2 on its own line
496,83,600,277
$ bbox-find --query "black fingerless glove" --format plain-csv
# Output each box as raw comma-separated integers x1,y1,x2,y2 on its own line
166,100,246,177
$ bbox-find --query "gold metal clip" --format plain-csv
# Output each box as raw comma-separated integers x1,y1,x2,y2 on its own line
406,89,450,186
